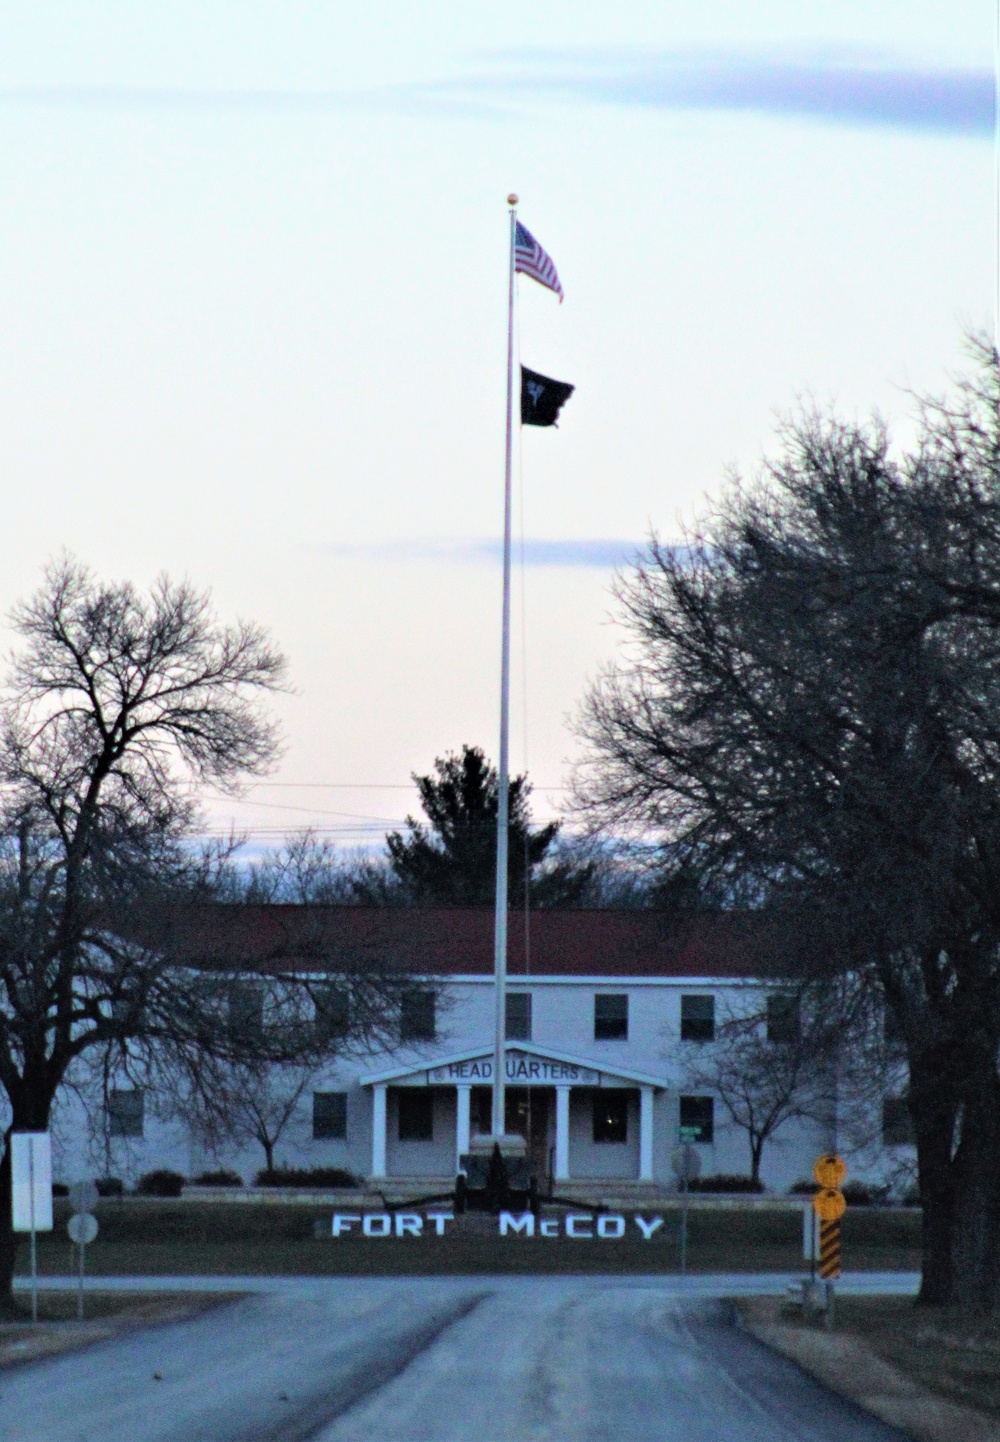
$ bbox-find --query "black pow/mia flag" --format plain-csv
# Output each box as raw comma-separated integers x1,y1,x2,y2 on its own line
521,366,575,427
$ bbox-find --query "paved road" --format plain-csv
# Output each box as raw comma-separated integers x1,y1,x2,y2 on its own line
2,1276,917,1442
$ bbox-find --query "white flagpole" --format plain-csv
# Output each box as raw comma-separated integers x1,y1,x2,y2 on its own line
492,194,518,1139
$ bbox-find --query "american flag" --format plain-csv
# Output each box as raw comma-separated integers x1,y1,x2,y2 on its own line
515,222,564,301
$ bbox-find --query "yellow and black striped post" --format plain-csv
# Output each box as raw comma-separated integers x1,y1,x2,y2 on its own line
818,1219,841,1279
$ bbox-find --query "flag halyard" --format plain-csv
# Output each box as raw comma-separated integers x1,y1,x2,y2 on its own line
514,222,564,301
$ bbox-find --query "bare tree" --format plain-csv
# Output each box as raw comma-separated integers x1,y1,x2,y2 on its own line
188,1059,319,1176
241,832,376,905
0,559,410,1309
577,340,1000,1310
679,992,823,1185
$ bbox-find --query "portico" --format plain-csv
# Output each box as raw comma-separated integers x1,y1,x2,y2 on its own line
361,1042,662,1185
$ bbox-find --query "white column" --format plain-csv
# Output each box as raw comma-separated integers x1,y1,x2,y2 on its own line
639,1086,654,1182
456,1084,471,1168
371,1084,387,1179
555,1086,571,1181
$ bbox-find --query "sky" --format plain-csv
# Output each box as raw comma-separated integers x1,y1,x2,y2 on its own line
0,2,992,853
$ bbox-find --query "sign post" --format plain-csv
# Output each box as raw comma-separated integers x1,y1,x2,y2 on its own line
67,1181,100,1321
671,1143,701,1275
812,1153,847,1323
11,1133,53,1324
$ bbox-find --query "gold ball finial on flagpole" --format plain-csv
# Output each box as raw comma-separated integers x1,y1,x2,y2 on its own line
507,193,518,207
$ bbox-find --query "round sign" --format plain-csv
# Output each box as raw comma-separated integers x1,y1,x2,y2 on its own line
812,1188,847,1222
671,1144,701,1184
68,1181,99,1214
67,1212,99,1246
813,1154,847,1189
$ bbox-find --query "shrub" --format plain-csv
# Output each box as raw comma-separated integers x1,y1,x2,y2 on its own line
136,1169,186,1198
51,1181,69,1198
789,1180,819,1195
95,1176,124,1198
255,1166,358,1189
902,1185,922,1207
686,1174,764,1193
842,1179,888,1206
191,1169,244,1188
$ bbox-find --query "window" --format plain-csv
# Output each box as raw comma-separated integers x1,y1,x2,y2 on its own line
506,992,532,1041
400,989,436,1042
679,1095,714,1144
228,982,264,1043
680,994,715,1042
108,1088,144,1138
766,993,800,1044
882,1096,915,1146
398,1089,434,1141
312,1091,348,1140
884,1006,904,1048
111,987,143,1028
314,986,350,1043
594,994,628,1041
593,1091,629,1144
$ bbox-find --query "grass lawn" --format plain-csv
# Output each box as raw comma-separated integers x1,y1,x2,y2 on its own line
739,1294,1000,1428
826,1295,1000,1424
0,1291,235,1369
15,1200,922,1277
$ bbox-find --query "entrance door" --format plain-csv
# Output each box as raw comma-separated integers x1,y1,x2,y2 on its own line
505,1087,552,1186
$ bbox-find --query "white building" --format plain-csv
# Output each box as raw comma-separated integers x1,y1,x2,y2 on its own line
51,907,915,1195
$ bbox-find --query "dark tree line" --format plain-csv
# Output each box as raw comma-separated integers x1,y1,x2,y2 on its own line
244,745,605,909
577,338,1000,1310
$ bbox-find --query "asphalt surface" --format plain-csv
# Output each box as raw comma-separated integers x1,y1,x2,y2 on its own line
2,1276,918,1442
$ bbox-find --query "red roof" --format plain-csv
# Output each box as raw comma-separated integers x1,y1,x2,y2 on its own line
172,905,807,979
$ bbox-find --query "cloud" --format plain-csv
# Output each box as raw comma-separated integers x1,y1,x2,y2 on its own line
0,52,989,137
476,50,990,136
323,538,642,568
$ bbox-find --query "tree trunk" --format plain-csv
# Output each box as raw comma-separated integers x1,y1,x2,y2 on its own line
749,1135,764,1186
0,1091,57,1315
914,1048,1000,1311
915,1110,958,1305
950,1071,1000,1312
0,1137,18,1317
263,1138,274,1174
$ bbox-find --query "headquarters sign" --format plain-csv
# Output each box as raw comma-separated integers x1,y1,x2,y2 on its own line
427,1052,599,1086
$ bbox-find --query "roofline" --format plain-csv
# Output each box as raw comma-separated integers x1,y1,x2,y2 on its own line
415,974,767,987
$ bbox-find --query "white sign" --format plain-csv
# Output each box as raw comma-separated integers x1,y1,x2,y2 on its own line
68,1213,99,1246
427,1053,600,1086
330,1210,666,1240
11,1132,53,1233
69,1180,100,1214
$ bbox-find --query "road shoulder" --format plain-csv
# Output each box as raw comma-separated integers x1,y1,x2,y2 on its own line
0,1292,239,1372
735,1297,994,1442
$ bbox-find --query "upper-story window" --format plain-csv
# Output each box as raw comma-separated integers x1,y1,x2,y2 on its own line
505,992,532,1041
108,1087,144,1138
228,981,264,1043
766,992,800,1044
400,989,436,1042
680,994,715,1042
594,993,628,1041
314,984,351,1044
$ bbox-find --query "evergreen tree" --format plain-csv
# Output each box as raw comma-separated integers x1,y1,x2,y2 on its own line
385,745,587,906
